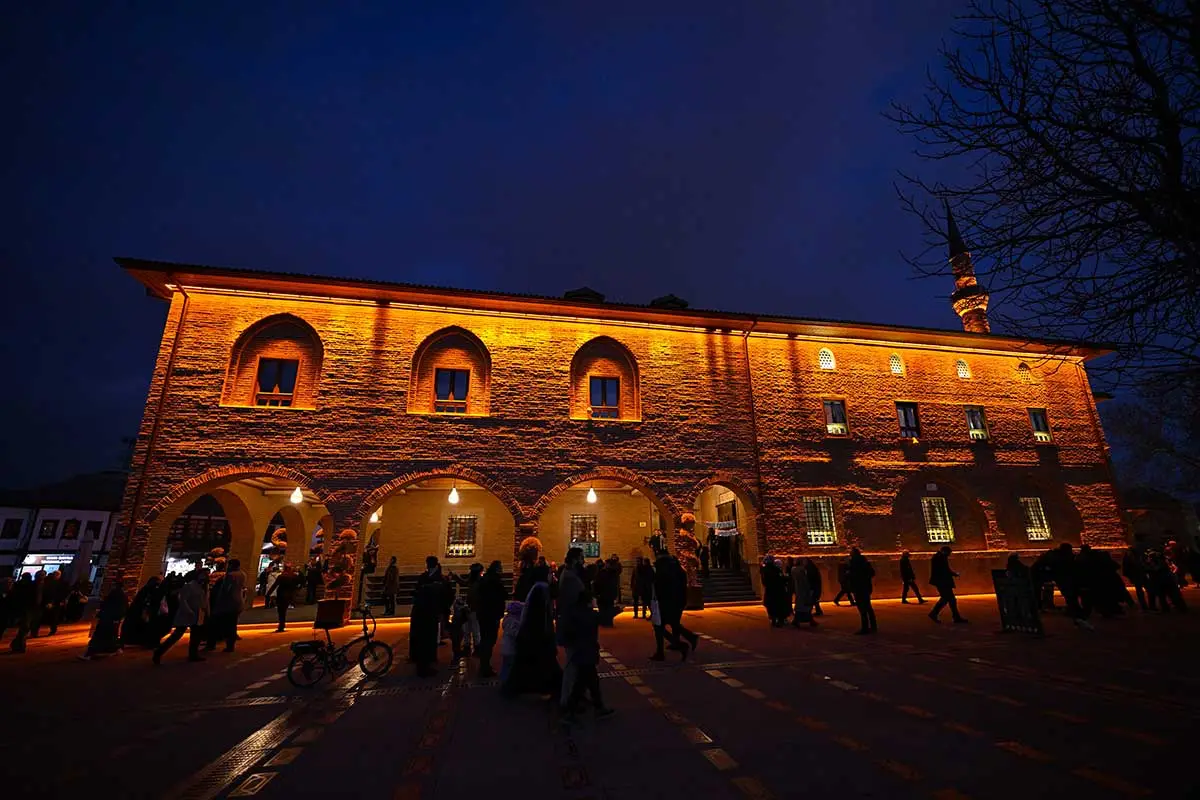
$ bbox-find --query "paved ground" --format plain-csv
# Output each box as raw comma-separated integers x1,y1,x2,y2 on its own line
2,592,1196,799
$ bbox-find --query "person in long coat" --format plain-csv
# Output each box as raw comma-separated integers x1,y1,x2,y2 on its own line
791,559,817,627
410,556,443,677
80,583,128,659
153,569,210,664
929,546,968,624
502,579,562,697
475,560,507,678
805,558,824,616
761,557,786,626
847,548,877,634
382,557,400,616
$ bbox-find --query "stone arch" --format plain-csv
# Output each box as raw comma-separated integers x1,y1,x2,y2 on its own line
531,467,681,522
408,326,492,415
993,472,1084,549
222,313,325,408
569,336,641,421
684,473,763,515
687,473,765,582
355,465,523,526
141,463,331,527
891,470,989,552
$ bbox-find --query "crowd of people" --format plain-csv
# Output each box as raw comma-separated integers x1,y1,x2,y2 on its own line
0,569,94,652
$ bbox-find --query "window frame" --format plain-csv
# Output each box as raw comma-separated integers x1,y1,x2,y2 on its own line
801,496,838,546
888,353,904,375
921,497,955,543
254,356,300,407
818,348,836,371
895,401,921,439
955,359,972,379
823,399,849,436
445,514,478,558
37,519,59,539
84,519,103,540
1020,497,1052,541
1028,408,1053,443
589,375,621,419
434,367,471,414
964,405,990,442
0,518,22,539
569,513,600,559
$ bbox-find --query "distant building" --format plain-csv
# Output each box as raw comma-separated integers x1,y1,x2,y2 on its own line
1121,486,1200,549
0,470,127,593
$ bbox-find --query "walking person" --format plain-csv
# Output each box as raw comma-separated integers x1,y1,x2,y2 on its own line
1122,546,1151,611
557,548,587,712
382,556,400,616
637,558,655,621
6,573,37,653
848,548,877,634
630,557,644,619
475,560,507,678
206,558,246,651
928,546,968,624
790,558,818,628
80,582,128,660
40,571,66,636
411,556,444,677
153,569,210,664
561,589,615,723
273,564,301,632
652,553,699,658
833,560,856,606
806,558,824,616
305,558,323,604
899,551,925,604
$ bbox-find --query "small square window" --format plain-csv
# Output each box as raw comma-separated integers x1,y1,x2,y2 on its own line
445,515,477,557
255,358,299,407
896,402,920,439
965,406,989,441
435,368,470,413
589,376,620,419
1021,497,1052,541
1028,408,1052,442
921,497,955,543
802,496,837,545
1,518,22,539
823,400,848,435
38,519,59,539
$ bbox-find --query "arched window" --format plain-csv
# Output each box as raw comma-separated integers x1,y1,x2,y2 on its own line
1016,362,1032,383
409,327,491,416
888,353,904,375
955,359,971,379
570,337,640,421
223,315,324,409
818,348,836,371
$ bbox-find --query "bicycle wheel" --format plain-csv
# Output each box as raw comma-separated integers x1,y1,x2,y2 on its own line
358,640,393,678
287,652,328,688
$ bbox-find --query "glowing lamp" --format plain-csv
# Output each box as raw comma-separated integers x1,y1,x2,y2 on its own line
587,486,598,504
289,486,303,505
369,511,380,524
448,486,460,505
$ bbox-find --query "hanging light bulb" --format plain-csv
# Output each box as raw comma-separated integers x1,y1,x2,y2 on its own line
587,485,598,504
369,510,379,524
448,483,460,505
289,486,303,505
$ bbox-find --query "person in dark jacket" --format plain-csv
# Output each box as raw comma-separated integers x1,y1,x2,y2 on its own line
761,557,787,626
637,558,655,620
410,556,444,677
560,589,614,723
847,548,877,634
1122,546,1150,611
651,554,698,660
305,558,324,604
382,557,400,616
899,551,925,604
805,558,824,616
273,564,302,632
833,560,855,606
928,546,968,623
80,583,129,660
475,560,507,677
5,574,37,652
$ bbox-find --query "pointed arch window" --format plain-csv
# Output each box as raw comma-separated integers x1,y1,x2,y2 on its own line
955,359,971,379
224,315,324,409
409,327,492,416
889,353,904,375
570,337,640,421
818,348,836,370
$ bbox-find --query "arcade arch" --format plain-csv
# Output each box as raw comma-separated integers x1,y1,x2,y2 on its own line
691,480,761,573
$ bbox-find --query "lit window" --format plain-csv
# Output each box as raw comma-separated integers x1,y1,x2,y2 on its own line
38,519,59,539
1,518,22,539
435,368,470,413
1028,408,1052,442
570,514,600,559
965,406,989,441
589,376,620,419
255,358,299,407
889,354,904,375
802,496,837,545
823,399,848,435
1021,497,1051,541
955,359,971,379
1017,363,1032,383
445,515,477,557
896,402,920,439
818,348,836,370
921,497,955,543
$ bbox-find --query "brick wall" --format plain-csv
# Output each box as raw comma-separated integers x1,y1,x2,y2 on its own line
108,284,1126,599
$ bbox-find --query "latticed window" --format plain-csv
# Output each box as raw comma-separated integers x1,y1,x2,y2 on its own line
955,359,971,379
589,376,620,418
1021,497,1051,541
818,348,836,370
435,368,470,413
896,402,920,438
889,354,904,375
569,514,600,558
1028,408,1052,442
823,400,848,435
921,497,955,543
445,515,477,557
802,496,837,545
1017,363,1032,383
965,406,989,441
255,358,299,406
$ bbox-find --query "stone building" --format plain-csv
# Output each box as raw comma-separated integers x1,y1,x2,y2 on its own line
107,220,1126,600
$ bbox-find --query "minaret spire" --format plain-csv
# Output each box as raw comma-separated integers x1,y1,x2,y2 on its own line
944,200,990,334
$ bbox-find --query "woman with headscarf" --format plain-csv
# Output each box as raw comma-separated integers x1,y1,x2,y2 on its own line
80,583,129,660
121,576,161,648
501,566,562,698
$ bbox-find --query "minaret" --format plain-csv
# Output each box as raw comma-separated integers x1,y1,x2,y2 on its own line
945,200,991,334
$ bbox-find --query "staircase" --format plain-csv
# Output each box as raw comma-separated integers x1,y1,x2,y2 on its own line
701,569,758,604
363,571,514,607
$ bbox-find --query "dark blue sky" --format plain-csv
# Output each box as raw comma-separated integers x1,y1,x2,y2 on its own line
1,1,967,487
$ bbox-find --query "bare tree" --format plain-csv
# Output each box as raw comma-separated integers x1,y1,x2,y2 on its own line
888,0,1199,392
1104,375,1200,495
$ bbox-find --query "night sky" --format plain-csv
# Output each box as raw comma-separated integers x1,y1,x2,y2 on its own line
2,1,968,488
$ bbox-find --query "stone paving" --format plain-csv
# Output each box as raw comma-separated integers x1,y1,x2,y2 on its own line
1,593,1196,799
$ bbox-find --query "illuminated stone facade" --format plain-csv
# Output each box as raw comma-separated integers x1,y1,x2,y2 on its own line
107,258,1126,598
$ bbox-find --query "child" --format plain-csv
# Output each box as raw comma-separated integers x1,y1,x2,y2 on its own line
499,600,523,684
561,589,614,723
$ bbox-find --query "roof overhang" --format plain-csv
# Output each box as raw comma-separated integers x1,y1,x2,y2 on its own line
118,257,1112,360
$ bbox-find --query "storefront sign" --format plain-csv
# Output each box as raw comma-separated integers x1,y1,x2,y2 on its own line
991,569,1043,634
